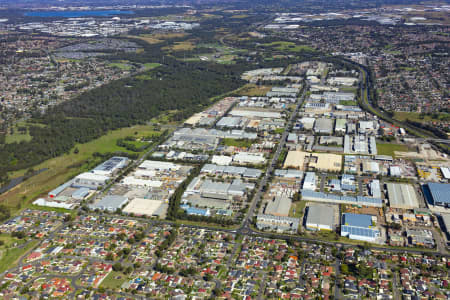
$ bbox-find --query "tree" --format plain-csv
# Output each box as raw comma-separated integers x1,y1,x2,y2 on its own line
112,263,123,272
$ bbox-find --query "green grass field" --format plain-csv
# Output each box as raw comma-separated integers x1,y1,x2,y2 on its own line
339,100,358,106
0,240,38,273
109,62,133,70
4,121,33,144
142,63,161,70
222,138,253,148
394,112,450,123
261,41,315,52
289,201,306,218
376,143,409,157
101,271,127,290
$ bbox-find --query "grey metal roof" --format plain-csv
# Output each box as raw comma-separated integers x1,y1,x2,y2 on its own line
306,204,335,228
265,196,291,216
427,183,450,204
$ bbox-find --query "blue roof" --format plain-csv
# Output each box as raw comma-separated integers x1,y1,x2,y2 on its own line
341,225,379,237
181,205,209,216
426,183,450,204
342,213,373,228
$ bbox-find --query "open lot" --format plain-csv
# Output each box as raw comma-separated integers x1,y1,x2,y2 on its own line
377,143,409,157
0,125,162,214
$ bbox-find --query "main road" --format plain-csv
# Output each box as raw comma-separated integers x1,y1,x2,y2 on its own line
240,84,308,233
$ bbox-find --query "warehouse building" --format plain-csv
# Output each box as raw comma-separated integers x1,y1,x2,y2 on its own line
305,204,336,231
314,118,334,134
212,155,233,166
335,119,347,134
48,180,74,198
139,160,180,171
92,156,128,176
265,196,292,217
341,213,380,242
216,116,245,129
441,167,450,180
301,190,383,207
256,214,300,233
423,183,450,208
303,172,316,190
369,180,382,199
440,214,450,239
89,195,128,212
71,188,90,200
300,117,315,130
386,183,419,209
274,169,303,178
200,164,262,178
233,152,265,165
72,172,109,190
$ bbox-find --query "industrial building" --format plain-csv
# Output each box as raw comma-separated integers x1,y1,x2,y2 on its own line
89,195,128,212
314,118,334,134
72,172,109,189
423,183,450,208
92,156,128,176
441,167,450,180
335,119,347,134
341,213,380,242
216,116,245,129
344,135,377,155
181,205,211,217
303,172,316,190
264,196,292,217
233,152,265,165
274,169,303,178
200,164,262,178
256,214,300,233
369,180,382,199
184,177,251,201
139,160,180,171
386,183,419,209
212,155,233,166
305,204,336,231
440,214,450,239
301,190,383,207
300,117,315,130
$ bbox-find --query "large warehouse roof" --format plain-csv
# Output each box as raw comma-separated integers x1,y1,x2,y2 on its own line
306,204,335,229
265,197,292,217
387,183,419,209
90,195,128,212
424,183,450,205
342,213,373,228
341,225,379,238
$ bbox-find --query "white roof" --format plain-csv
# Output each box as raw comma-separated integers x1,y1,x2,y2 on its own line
139,160,180,171
134,169,157,177
75,172,109,182
122,177,162,187
441,167,450,179
212,155,233,166
33,198,73,209
233,152,265,164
